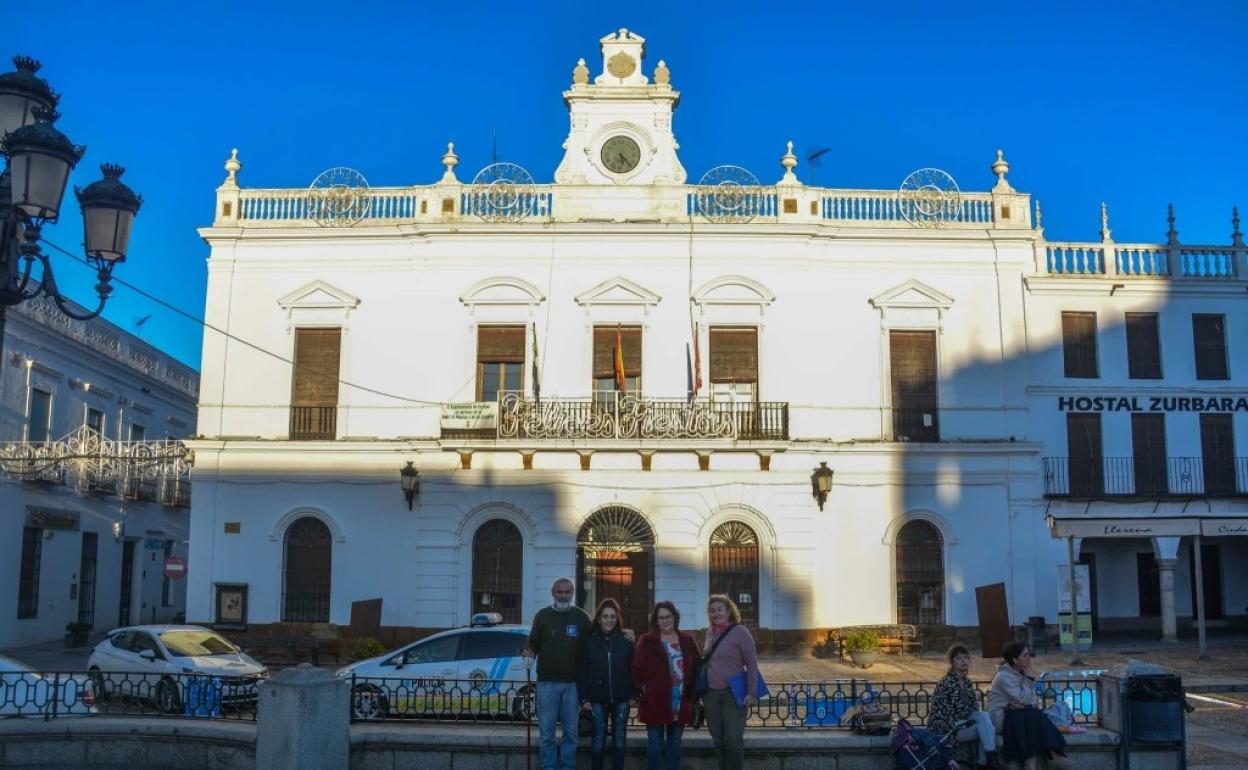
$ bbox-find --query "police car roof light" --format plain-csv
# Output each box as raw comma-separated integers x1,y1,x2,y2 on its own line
470,612,504,627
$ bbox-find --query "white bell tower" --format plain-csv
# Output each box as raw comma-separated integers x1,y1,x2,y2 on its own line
554,28,686,186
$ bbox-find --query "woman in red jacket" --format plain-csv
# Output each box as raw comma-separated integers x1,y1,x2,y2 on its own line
631,601,701,770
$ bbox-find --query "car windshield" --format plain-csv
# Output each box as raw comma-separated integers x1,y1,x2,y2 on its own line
0,653,33,672
159,630,237,656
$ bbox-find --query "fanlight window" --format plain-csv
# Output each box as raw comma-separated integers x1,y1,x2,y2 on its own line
895,520,944,625
283,516,332,623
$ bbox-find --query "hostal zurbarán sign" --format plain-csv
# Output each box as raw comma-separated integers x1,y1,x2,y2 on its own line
1058,395,1248,413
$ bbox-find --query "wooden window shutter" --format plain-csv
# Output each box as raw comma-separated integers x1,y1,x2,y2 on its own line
1125,313,1162,379
477,326,526,363
593,326,642,378
889,331,937,408
1200,413,1235,494
291,328,341,406
1061,312,1098,378
1193,314,1228,380
709,327,758,383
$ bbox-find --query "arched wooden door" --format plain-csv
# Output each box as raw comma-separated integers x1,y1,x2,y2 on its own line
472,519,523,623
709,521,760,627
576,507,655,634
895,520,944,625
283,517,332,622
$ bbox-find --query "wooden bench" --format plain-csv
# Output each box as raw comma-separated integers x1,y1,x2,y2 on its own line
828,624,921,660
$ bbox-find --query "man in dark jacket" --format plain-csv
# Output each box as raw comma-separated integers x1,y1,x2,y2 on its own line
523,578,593,770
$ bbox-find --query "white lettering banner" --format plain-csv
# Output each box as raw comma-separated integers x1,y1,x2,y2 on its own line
1200,519,1248,537
1048,517,1200,538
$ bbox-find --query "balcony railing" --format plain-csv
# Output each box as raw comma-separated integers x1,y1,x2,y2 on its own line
0,427,191,508
289,405,337,440
1043,456,1248,498
445,393,789,441
1043,241,1244,280
891,408,939,442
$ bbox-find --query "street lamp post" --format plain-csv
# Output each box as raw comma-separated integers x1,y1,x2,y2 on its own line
0,55,140,362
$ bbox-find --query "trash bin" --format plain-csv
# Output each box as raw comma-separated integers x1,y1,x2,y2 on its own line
1127,674,1184,743
786,680,871,726
183,675,222,717
1026,616,1050,654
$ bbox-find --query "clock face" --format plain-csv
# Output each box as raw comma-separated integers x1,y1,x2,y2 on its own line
607,52,636,78
600,135,641,174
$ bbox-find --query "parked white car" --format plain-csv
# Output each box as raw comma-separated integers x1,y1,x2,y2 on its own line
335,613,531,719
0,654,96,718
87,625,267,713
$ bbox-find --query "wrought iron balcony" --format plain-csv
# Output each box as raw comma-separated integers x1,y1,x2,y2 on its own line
0,426,191,508
289,405,337,440
443,393,789,441
1043,456,1248,498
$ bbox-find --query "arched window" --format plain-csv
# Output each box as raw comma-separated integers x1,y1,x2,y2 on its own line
283,516,331,623
709,521,760,626
895,520,944,625
472,519,523,623
577,507,655,634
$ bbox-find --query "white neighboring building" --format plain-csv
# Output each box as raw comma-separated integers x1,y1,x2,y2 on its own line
0,295,198,649
185,29,1247,644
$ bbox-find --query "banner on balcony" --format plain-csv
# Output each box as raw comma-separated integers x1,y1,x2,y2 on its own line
441,402,499,430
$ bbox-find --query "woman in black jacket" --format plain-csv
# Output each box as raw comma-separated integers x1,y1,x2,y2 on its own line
576,598,635,770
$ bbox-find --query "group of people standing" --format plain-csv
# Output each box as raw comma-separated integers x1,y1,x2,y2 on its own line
523,577,758,770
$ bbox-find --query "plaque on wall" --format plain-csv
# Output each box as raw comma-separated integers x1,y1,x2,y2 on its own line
214,583,248,630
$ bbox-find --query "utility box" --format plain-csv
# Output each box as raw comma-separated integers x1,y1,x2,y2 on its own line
1099,664,1186,770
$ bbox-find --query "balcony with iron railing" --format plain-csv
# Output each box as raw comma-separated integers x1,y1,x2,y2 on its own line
289,405,337,440
1043,456,1248,498
0,427,191,508
441,393,789,442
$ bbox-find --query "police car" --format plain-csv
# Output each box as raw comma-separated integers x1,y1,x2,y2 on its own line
335,613,531,720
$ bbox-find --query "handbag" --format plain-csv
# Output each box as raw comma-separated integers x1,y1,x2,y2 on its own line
693,623,737,697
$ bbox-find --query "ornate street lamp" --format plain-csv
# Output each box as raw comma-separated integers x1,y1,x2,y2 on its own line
0,55,140,360
811,461,834,511
400,461,420,510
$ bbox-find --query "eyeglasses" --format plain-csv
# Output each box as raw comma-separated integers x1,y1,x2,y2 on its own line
656,614,674,621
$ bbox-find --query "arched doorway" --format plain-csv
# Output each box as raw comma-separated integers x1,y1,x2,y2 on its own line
283,516,332,622
709,521,760,627
472,519,523,623
576,507,655,634
895,520,944,625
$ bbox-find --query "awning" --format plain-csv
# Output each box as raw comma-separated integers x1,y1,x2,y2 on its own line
1045,515,1248,539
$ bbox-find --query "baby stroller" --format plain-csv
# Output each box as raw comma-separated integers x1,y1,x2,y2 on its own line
890,716,977,770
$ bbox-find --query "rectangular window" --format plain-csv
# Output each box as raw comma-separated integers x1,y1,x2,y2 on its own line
289,327,342,440
476,325,525,403
1200,413,1236,496
1131,413,1168,496
129,424,146,442
1066,413,1104,497
592,326,642,406
28,388,51,443
1061,312,1099,378
1193,314,1228,380
86,407,105,435
17,527,42,619
709,327,758,403
889,330,939,441
1125,313,1162,379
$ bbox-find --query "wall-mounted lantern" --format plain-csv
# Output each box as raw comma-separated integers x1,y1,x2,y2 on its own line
811,462,833,511
400,461,420,510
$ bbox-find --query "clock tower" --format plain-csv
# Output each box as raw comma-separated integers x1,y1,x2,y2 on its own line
554,28,686,186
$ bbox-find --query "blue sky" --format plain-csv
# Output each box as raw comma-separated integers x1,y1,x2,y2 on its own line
12,1,1248,367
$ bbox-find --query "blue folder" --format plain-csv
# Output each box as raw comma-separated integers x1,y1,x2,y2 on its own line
728,671,770,707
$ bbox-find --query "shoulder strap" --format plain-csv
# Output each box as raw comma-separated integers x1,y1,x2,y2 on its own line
703,623,738,663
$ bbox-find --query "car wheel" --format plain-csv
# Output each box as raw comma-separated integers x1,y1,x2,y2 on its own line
156,678,182,715
88,667,110,703
351,684,390,720
511,684,535,722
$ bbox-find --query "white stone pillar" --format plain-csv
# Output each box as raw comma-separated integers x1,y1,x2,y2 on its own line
256,664,349,770
1157,558,1178,643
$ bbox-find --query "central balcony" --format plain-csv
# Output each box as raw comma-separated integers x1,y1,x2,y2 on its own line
1043,456,1248,499
443,393,789,442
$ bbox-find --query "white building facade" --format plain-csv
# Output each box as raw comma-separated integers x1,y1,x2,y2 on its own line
185,29,1248,642
0,296,198,648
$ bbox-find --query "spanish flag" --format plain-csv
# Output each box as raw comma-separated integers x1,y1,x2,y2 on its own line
614,324,627,393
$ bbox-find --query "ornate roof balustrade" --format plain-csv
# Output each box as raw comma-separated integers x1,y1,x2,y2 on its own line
1042,241,1243,280
0,426,191,508
442,394,789,442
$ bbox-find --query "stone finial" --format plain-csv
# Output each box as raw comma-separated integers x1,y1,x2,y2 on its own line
991,149,1014,193
1034,199,1043,231
654,59,670,85
572,58,589,85
1166,203,1179,246
1232,206,1243,248
222,148,241,188
440,142,459,184
1100,202,1112,242
779,140,800,185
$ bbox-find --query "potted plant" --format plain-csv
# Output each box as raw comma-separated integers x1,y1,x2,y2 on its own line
844,629,880,669
65,621,92,648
